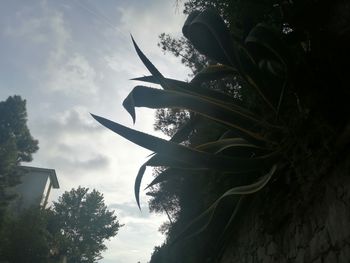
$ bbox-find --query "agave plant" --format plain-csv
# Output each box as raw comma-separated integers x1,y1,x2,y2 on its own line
92,9,291,249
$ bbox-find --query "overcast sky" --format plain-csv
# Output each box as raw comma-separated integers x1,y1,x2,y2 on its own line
0,0,190,262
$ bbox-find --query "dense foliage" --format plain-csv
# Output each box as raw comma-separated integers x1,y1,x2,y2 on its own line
52,187,122,262
147,1,350,262
0,95,39,220
91,0,350,262
0,187,122,263
0,208,51,263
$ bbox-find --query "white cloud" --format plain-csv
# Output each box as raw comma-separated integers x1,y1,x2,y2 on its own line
101,0,191,90
104,49,146,76
102,213,166,263
46,53,99,95
33,106,101,138
31,106,109,175
2,2,70,59
1,1,191,262
118,0,186,44
46,11,71,64
30,106,157,206
4,16,47,43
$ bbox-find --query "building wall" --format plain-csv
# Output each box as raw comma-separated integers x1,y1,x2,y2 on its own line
11,169,49,211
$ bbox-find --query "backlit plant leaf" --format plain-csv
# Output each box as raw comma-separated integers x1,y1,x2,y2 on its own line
182,9,238,66
190,64,238,83
122,86,277,144
182,10,280,112
245,23,292,71
169,116,198,143
145,168,191,190
145,138,266,189
131,35,165,85
91,9,291,247
91,114,279,208
132,75,255,116
172,164,277,243
195,138,263,154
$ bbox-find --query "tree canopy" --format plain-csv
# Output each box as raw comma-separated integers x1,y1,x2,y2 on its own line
51,187,123,262
0,95,39,216
0,187,122,263
0,95,38,165
0,207,51,263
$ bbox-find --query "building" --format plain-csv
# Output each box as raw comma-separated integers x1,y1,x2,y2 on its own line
10,166,59,212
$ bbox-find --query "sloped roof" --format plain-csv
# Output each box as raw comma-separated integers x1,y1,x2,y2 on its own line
18,166,59,188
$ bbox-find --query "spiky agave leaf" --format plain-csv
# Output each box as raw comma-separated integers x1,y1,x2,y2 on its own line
169,115,199,143
133,116,197,201
122,86,278,145
141,137,272,203
131,41,261,117
195,138,262,154
144,139,268,189
182,9,238,66
172,164,277,244
182,10,278,112
131,35,165,85
91,114,279,208
134,164,146,209
131,36,176,93
145,168,191,190
190,64,238,83
131,75,188,90
131,75,233,105
235,44,279,112
132,14,276,113
245,23,292,71
133,116,198,208
245,23,292,111
134,157,199,210
132,75,254,116
134,151,207,209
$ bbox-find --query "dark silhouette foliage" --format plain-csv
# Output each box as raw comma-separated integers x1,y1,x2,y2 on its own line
0,95,39,218
147,0,350,262
0,188,122,263
51,187,123,263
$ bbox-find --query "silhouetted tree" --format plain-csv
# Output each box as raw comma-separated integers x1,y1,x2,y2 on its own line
0,95,39,217
154,108,190,137
0,207,51,262
0,187,122,263
52,187,123,263
158,33,208,75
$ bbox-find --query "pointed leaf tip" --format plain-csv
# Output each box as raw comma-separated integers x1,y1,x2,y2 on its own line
131,35,164,81
122,94,136,124
130,34,135,43
91,113,104,124
134,164,147,210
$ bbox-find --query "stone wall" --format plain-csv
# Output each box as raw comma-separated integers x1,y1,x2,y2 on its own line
220,154,350,263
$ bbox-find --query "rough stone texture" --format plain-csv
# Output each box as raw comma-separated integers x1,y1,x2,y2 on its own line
219,155,350,263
